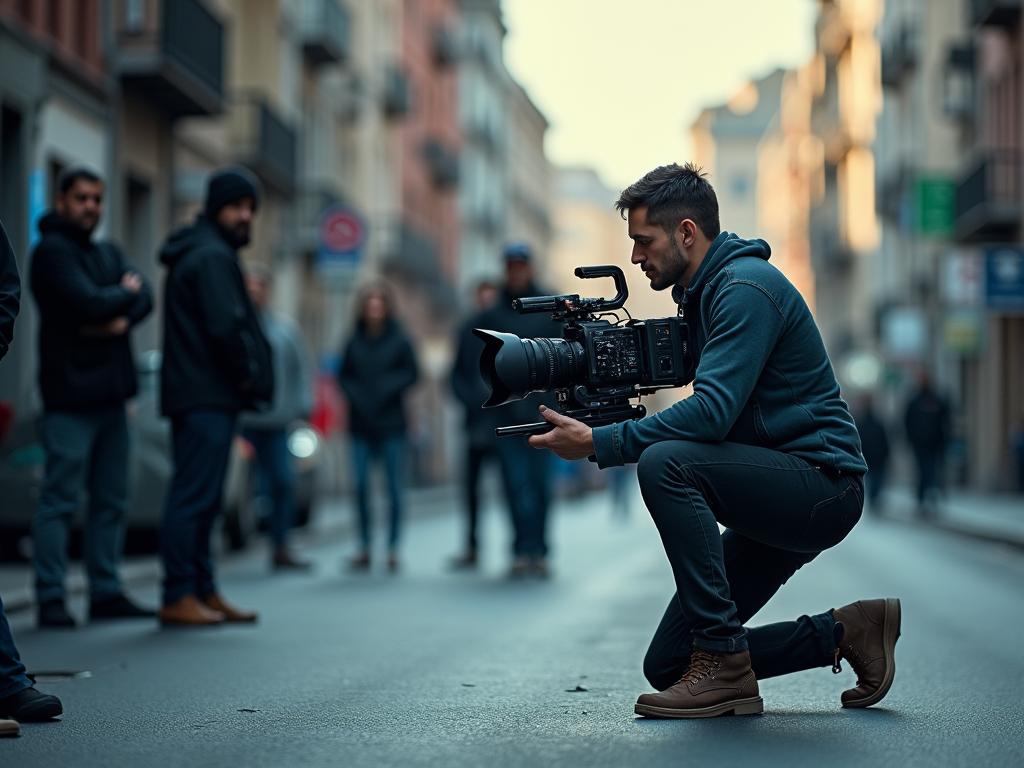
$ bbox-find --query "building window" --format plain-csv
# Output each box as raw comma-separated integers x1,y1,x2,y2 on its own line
126,0,145,32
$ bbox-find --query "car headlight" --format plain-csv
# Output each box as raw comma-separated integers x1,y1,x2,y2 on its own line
287,427,320,460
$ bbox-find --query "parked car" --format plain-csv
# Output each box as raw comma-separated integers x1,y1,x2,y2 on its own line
0,352,318,560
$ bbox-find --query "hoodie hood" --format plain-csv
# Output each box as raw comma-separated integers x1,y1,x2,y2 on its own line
38,210,93,246
672,232,771,305
159,214,229,267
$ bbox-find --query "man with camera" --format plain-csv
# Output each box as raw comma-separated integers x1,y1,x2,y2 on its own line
528,163,899,718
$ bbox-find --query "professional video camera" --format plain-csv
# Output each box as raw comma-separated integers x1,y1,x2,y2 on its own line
474,265,695,437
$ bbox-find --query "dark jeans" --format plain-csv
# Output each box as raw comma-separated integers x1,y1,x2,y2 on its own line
351,435,405,550
0,592,31,698
496,437,550,558
865,466,886,505
160,409,236,606
463,444,497,552
242,428,296,548
636,440,863,689
912,448,942,505
33,407,129,603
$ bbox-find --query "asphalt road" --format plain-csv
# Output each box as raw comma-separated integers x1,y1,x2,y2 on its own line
4,487,1023,767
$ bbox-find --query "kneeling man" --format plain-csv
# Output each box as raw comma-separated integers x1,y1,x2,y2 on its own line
529,163,900,718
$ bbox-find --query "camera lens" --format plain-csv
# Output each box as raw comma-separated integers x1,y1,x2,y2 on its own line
474,329,586,406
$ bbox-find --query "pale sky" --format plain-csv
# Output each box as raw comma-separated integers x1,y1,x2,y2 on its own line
503,0,818,193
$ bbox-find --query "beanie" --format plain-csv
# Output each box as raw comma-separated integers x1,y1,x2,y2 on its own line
204,167,261,218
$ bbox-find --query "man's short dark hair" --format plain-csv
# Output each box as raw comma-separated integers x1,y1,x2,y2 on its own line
615,163,721,241
58,164,104,195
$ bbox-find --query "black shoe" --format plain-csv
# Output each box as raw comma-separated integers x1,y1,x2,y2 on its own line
37,599,75,628
448,551,478,571
272,547,313,571
0,687,63,721
89,593,157,621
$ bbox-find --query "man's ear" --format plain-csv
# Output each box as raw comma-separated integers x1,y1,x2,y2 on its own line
676,218,697,248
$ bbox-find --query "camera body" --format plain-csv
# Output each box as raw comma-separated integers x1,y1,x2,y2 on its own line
474,265,694,437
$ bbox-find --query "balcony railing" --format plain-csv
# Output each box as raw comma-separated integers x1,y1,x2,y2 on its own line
971,0,1022,26
231,96,298,197
116,0,224,117
955,151,1022,240
300,0,350,66
421,140,459,188
434,26,459,66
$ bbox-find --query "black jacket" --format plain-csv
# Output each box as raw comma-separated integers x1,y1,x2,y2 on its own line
474,283,562,425
159,215,273,417
451,311,504,446
0,219,20,363
904,387,950,455
855,410,890,470
29,212,152,411
338,319,417,438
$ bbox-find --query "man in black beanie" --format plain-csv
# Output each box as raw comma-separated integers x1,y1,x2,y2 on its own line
156,166,274,626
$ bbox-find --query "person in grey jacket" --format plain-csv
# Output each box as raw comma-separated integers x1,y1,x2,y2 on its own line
240,266,315,570
528,164,898,720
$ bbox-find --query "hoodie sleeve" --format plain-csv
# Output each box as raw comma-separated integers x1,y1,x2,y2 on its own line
193,247,257,389
0,220,20,362
32,240,139,323
592,281,785,467
106,242,153,326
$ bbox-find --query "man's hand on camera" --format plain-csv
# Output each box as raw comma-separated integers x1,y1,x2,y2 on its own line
527,406,594,461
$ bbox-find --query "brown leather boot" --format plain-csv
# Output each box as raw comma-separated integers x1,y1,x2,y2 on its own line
204,593,258,623
159,595,225,627
635,647,763,718
832,597,901,708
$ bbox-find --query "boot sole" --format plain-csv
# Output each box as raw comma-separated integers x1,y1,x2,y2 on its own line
635,696,764,719
843,597,901,708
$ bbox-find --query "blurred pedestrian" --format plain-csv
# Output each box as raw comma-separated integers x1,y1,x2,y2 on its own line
239,266,315,571
28,166,155,628
903,371,950,517
448,281,501,569
1012,417,1024,493
855,396,890,514
476,243,561,578
157,167,273,626
0,217,63,733
338,284,418,572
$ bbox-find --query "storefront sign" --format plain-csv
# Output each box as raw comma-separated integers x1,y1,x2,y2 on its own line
916,176,956,237
943,249,983,307
943,308,985,356
985,247,1024,311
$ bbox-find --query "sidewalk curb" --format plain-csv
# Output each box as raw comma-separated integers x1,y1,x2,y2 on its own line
925,518,1024,552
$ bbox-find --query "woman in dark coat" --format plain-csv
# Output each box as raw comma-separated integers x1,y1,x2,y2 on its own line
337,284,417,571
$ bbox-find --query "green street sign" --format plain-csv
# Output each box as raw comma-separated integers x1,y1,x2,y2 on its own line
916,176,956,237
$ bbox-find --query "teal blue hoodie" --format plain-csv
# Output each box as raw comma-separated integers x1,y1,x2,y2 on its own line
592,232,866,474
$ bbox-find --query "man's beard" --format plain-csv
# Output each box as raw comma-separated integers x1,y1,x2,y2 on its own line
648,237,688,291
220,223,251,249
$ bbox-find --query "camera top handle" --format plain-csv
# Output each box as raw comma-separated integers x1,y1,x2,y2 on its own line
512,265,629,315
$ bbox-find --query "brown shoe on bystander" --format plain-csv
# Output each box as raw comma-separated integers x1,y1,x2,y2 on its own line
159,595,225,627
634,647,763,718
204,593,258,623
832,597,901,708
0,717,19,737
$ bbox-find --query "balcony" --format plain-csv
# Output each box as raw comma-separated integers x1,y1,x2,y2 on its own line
971,0,1022,26
955,151,1022,240
300,0,350,67
383,67,410,118
231,96,298,197
115,0,224,118
880,24,917,88
421,140,459,188
381,221,441,279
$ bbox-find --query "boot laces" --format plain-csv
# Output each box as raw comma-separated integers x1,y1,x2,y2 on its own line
679,648,719,685
832,643,865,677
